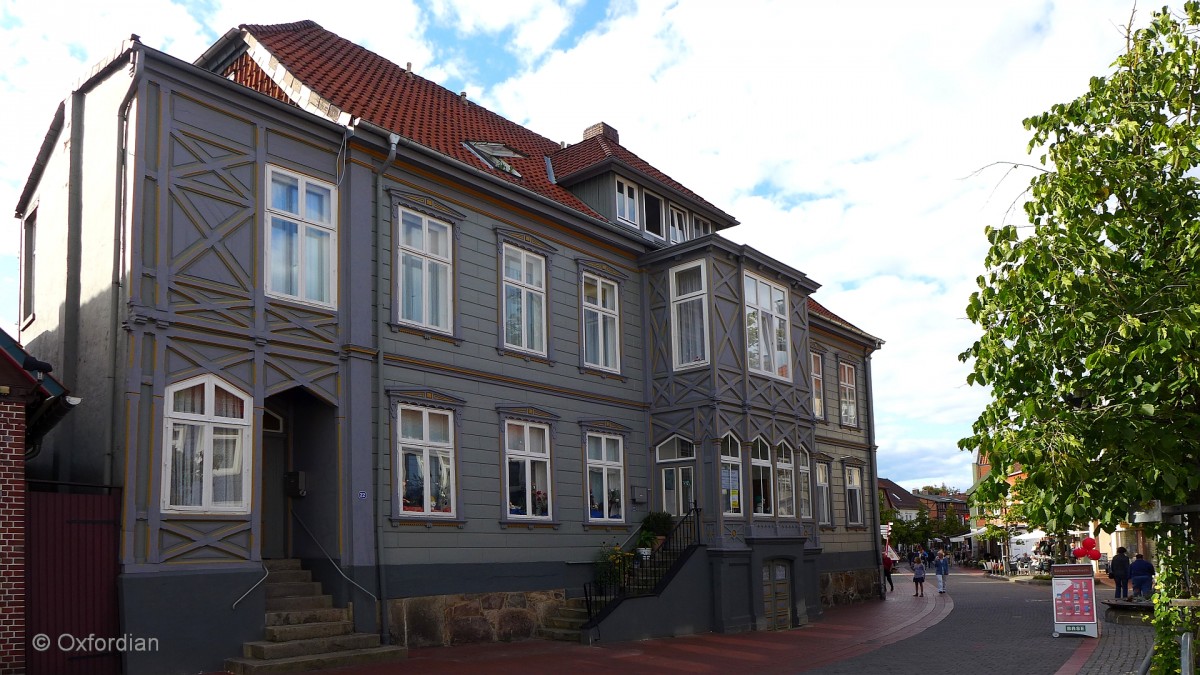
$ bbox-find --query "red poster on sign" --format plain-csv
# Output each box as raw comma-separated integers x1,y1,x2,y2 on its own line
1052,577,1096,623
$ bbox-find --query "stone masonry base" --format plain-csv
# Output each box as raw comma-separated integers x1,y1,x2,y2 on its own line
388,589,566,648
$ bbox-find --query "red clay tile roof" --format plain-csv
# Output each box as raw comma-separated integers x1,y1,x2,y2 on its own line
233,20,729,226
808,297,880,345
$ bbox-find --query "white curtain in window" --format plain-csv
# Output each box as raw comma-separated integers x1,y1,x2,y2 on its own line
169,423,204,507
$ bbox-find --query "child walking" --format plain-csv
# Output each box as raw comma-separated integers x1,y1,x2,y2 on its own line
912,557,926,597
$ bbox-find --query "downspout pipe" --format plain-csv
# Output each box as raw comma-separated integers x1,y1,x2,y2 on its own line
371,130,400,645
107,45,143,487
866,352,883,598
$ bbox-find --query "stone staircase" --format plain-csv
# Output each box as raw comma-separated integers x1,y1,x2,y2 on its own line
537,597,589,642
224,559,406,674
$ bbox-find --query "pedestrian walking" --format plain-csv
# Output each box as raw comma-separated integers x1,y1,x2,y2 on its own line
1110,546,1131,599
1129,553,1155,600
912,557,926,597
934,550,949,594
882,551,895,592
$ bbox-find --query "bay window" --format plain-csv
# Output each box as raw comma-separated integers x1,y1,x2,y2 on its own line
750,438,774,515
776,441,796,517
657,436,695,516
671,261,708,369
745,272,790,379
721,434,743,516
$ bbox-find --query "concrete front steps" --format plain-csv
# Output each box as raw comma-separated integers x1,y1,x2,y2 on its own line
537,597,589,642
224,559,406,674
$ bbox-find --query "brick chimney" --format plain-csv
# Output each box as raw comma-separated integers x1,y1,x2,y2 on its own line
583,122,619,144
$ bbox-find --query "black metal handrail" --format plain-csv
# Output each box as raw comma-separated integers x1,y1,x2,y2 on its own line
584,507,701,619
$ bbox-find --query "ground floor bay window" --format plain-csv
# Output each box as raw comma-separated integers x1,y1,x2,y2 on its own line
721,434,743,516
750,438,774,515
657,436,695,515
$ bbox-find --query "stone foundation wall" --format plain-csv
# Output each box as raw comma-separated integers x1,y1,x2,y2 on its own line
388,589,567,647
819,568,879,607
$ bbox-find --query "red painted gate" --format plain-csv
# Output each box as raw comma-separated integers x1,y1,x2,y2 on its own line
25,485,121,675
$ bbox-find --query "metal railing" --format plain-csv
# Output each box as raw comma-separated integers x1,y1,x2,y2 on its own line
292,510,378,603
584,508,701,619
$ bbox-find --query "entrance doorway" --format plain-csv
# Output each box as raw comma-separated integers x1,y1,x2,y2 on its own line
261,407,287,559
762,560,792,630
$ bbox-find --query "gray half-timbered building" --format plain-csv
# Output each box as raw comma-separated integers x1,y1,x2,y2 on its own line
15,20,884,674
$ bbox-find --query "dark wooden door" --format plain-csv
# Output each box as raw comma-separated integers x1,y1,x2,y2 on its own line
26,488,121,674
762,560,792,630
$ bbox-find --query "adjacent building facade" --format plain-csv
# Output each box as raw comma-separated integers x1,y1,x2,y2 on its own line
16,21,884,674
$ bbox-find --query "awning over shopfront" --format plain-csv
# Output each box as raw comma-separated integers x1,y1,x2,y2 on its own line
1012,529,1047,543
950,527,989,542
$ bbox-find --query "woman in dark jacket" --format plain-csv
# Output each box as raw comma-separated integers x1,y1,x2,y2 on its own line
1109,547,1131,599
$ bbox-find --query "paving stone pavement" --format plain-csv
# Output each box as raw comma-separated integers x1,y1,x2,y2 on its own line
326,564,1158,675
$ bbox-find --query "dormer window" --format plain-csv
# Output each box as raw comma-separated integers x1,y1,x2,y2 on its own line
616,178,638,226
465,141,523,177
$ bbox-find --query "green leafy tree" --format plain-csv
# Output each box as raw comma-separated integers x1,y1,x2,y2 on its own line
961,5,1200,669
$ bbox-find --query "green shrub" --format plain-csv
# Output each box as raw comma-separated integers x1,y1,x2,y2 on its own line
641,510,674,536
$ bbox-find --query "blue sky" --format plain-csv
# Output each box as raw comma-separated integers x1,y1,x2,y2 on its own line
0,0,1156,492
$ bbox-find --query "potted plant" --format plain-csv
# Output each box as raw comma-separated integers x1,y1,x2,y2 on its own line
636,529,656,559
641,510,674,549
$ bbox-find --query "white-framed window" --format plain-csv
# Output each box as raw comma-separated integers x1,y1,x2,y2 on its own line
586,433,624,522
797,446,812,519
669,206,688,244
616,178,638,226
161,375,253,513
846,465,863,525
670,261,709,369
503,244,546,354
21,210,35,320
839,362,858,426
692,216,712,237
816,462,832,525
750,438,774,515
397,405,455,516
582,273,620,371
720,434,743,516
657,436,695,516
397,209,453,332
505,420,551,519
644,192,665,239
776,441,796,518
745,272,790,380
266,166,337,307
811,353,824,419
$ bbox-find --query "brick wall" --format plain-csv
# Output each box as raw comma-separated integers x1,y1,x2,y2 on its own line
0,400,25,675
